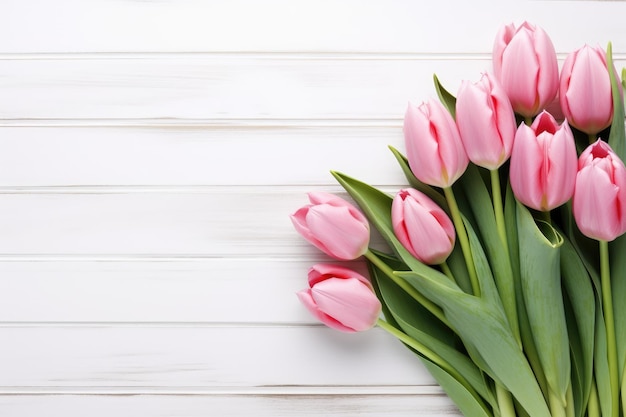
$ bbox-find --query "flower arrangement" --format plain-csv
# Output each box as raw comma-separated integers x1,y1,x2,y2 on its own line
290,22,626,417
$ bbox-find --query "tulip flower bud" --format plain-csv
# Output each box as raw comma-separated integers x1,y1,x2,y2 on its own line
456,73,517,169
404,100,468,188
573,140,626,241
510,111,578,211
493,21,559,117
560,45,620,135
297,264,381,332
290,192,370,260
392,188,455,264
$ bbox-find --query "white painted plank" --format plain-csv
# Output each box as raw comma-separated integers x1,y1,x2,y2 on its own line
0,259,370,324
0,326,433,387
0,393,460,417
0,0,624,53
0,191,393,256
0,57,487,120
0,126,405,187
1,57,625,120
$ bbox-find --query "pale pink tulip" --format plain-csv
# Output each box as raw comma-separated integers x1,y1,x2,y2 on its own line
493,22,559,117
510,111,578,211
573,140,626,241
560,45,619,135
456,73,517,169
404,100,468,188
392,188,455,264
297,264,381,332
291,192,369,260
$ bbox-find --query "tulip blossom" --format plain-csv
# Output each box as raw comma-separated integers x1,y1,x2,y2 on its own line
392,188,455,264
510,111,578,211
456,73,517,169
560,45,619,135
404,100,468,188
573,140,626,241
290,192,369,260
493,21,559,117
297,264,381,332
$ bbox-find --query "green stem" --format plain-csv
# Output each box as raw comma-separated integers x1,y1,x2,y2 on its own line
490,169,520,346
524,116,533,126
589,133,598,145
600,240,619,417
377,318,490,414
443,187,480,297
496,383,516,417
548,388,566,417
365,250,452,329
440,261,454,281
588,378,600,417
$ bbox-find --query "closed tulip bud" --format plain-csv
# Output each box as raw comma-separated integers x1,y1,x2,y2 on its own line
560,45,620,135
290,192,369,260
297,264,381,332
573,140,626,241
456,73,517,169
404,100,468,188
510,111,578,211
392,188,455,264
493,22,559,117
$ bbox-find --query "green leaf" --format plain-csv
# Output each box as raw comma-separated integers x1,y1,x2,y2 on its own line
387,146,448,210
434,74,457,119
517,202,570,404
423,359,493,417
458,164,520,342
594,307,613,417
560,236,595,417
607,43,626,160
370,258,494,407
397,268,550,417
611,234,626,382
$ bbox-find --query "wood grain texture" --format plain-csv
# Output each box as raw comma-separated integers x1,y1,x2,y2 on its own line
3,1,626,415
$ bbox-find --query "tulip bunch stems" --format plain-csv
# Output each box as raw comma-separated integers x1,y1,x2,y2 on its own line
600,240,619,417
496,383,517,417
365,250,452,329
376,318,490,415
440,261,454,282
443,187,481,297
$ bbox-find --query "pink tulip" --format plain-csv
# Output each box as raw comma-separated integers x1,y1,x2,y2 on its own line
392,188,455,264
573,140,626,241
560,45,619,135
291,192,369,260
510,111,578,211
456,73,517,169
404,100,468,188
493,22,559,117
297,264,381,332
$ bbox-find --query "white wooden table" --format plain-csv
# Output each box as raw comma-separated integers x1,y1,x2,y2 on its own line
0,1,624,415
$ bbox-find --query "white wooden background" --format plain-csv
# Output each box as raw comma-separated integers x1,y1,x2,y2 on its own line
1,1,625,415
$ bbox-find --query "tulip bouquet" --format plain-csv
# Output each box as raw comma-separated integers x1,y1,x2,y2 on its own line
290,22,626,417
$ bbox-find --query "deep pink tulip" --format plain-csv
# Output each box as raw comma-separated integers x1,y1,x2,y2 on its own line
456,73,517,169
392,188,455,264
404,100,468,188
560,45,619,135
493,22,559,117
297,264,381,332
573,140,626,241
291,192,369,260
510,111,578,211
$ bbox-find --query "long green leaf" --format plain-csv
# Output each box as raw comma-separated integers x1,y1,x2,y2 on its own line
561,236,596,417
397,268,551,417
423,360,493,417
458,164,519,342
517,202,570,404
